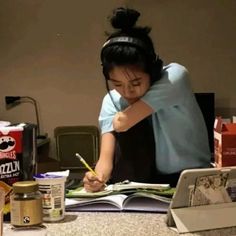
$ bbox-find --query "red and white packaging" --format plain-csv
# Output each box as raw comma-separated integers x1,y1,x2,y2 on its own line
214,117,236,167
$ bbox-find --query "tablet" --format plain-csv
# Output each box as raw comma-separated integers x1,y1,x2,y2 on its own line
167,166,236,231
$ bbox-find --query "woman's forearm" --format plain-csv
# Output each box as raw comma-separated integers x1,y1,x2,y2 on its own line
113,99,153,132
94,132,116,182
95,159,113,182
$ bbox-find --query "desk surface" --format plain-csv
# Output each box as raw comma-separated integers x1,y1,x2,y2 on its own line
3,212,236,236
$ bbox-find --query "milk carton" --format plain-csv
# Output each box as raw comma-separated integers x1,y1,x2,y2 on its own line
214,117,236,167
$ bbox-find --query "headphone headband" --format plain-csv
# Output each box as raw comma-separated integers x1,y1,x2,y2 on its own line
102,36,146,49
101,36,163,83
101,36,156,61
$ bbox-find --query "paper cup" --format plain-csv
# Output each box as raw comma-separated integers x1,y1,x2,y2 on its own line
34,174,67,222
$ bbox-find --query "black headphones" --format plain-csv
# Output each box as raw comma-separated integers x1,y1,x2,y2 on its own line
100,36,163,84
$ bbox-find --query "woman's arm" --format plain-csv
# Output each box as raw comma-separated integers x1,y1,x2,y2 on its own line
83,132,116,192
95,132,116,181
113,99,153,132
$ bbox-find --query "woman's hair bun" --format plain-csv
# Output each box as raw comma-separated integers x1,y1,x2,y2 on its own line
110,7,140,31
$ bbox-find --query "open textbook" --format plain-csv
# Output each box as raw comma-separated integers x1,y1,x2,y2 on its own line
65,181,175,213
65,191,171,213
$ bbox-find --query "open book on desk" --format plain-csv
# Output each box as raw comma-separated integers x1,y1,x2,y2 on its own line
65,191,171,213
65,181,175,213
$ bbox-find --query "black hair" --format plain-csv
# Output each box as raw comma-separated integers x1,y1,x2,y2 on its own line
100,7,163,87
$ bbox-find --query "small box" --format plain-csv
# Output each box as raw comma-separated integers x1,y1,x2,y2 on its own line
214,117,236,167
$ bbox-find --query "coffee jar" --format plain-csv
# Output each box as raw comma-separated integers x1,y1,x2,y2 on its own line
10,181,42,227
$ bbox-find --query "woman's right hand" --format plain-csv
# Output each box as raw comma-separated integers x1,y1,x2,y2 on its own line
83,171,106,192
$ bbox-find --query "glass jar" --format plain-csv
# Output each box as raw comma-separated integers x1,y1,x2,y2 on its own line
10,181,42,227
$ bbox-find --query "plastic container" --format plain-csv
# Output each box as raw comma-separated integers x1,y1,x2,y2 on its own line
10,181,42,227
34,174,66,222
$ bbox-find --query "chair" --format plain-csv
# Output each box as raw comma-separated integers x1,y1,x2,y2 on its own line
54,125,100,182
194,93,215,156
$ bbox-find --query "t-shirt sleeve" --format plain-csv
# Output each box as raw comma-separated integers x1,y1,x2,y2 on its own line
141,63,190,111
98,93,118,134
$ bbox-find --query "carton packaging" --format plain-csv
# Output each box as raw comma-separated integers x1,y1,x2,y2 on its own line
0,186,4,236
0,209,2,236
0,123,36,221
214,117,236,167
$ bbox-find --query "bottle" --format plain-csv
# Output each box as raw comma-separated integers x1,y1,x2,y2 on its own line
10,181,42,227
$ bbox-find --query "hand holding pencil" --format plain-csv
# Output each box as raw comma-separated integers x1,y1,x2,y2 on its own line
75,153,107,191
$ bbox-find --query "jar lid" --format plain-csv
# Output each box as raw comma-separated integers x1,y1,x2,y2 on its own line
12,181,39,193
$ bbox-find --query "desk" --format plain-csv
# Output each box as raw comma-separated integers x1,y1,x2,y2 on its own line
3,212,236,236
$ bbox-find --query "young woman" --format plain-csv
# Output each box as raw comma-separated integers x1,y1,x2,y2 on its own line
83,7,211,191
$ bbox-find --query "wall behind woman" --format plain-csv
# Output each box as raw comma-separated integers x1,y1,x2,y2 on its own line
0,0,235,159
129,0,236,116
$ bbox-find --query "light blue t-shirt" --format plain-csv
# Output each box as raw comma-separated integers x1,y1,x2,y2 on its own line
98,63,211,174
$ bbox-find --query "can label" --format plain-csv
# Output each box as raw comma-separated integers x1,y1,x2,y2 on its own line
11,199,42,226
38,183,64,221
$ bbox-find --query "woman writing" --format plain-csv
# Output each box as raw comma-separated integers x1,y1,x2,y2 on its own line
83,7,211,191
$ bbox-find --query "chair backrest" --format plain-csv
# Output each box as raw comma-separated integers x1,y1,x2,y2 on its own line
194,93,215,154
54,125,100,179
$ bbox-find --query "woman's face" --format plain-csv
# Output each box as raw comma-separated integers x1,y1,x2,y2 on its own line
108,65,151,104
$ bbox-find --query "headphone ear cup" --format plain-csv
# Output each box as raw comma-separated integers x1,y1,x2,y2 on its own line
150,58,163,84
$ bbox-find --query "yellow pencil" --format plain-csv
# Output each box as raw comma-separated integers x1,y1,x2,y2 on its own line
75,153,107,187
75,153,97,176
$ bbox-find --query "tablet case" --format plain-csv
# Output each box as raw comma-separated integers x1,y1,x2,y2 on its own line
167,167,236,233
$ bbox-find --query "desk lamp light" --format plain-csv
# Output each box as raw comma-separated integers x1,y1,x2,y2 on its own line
5,96,46,139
